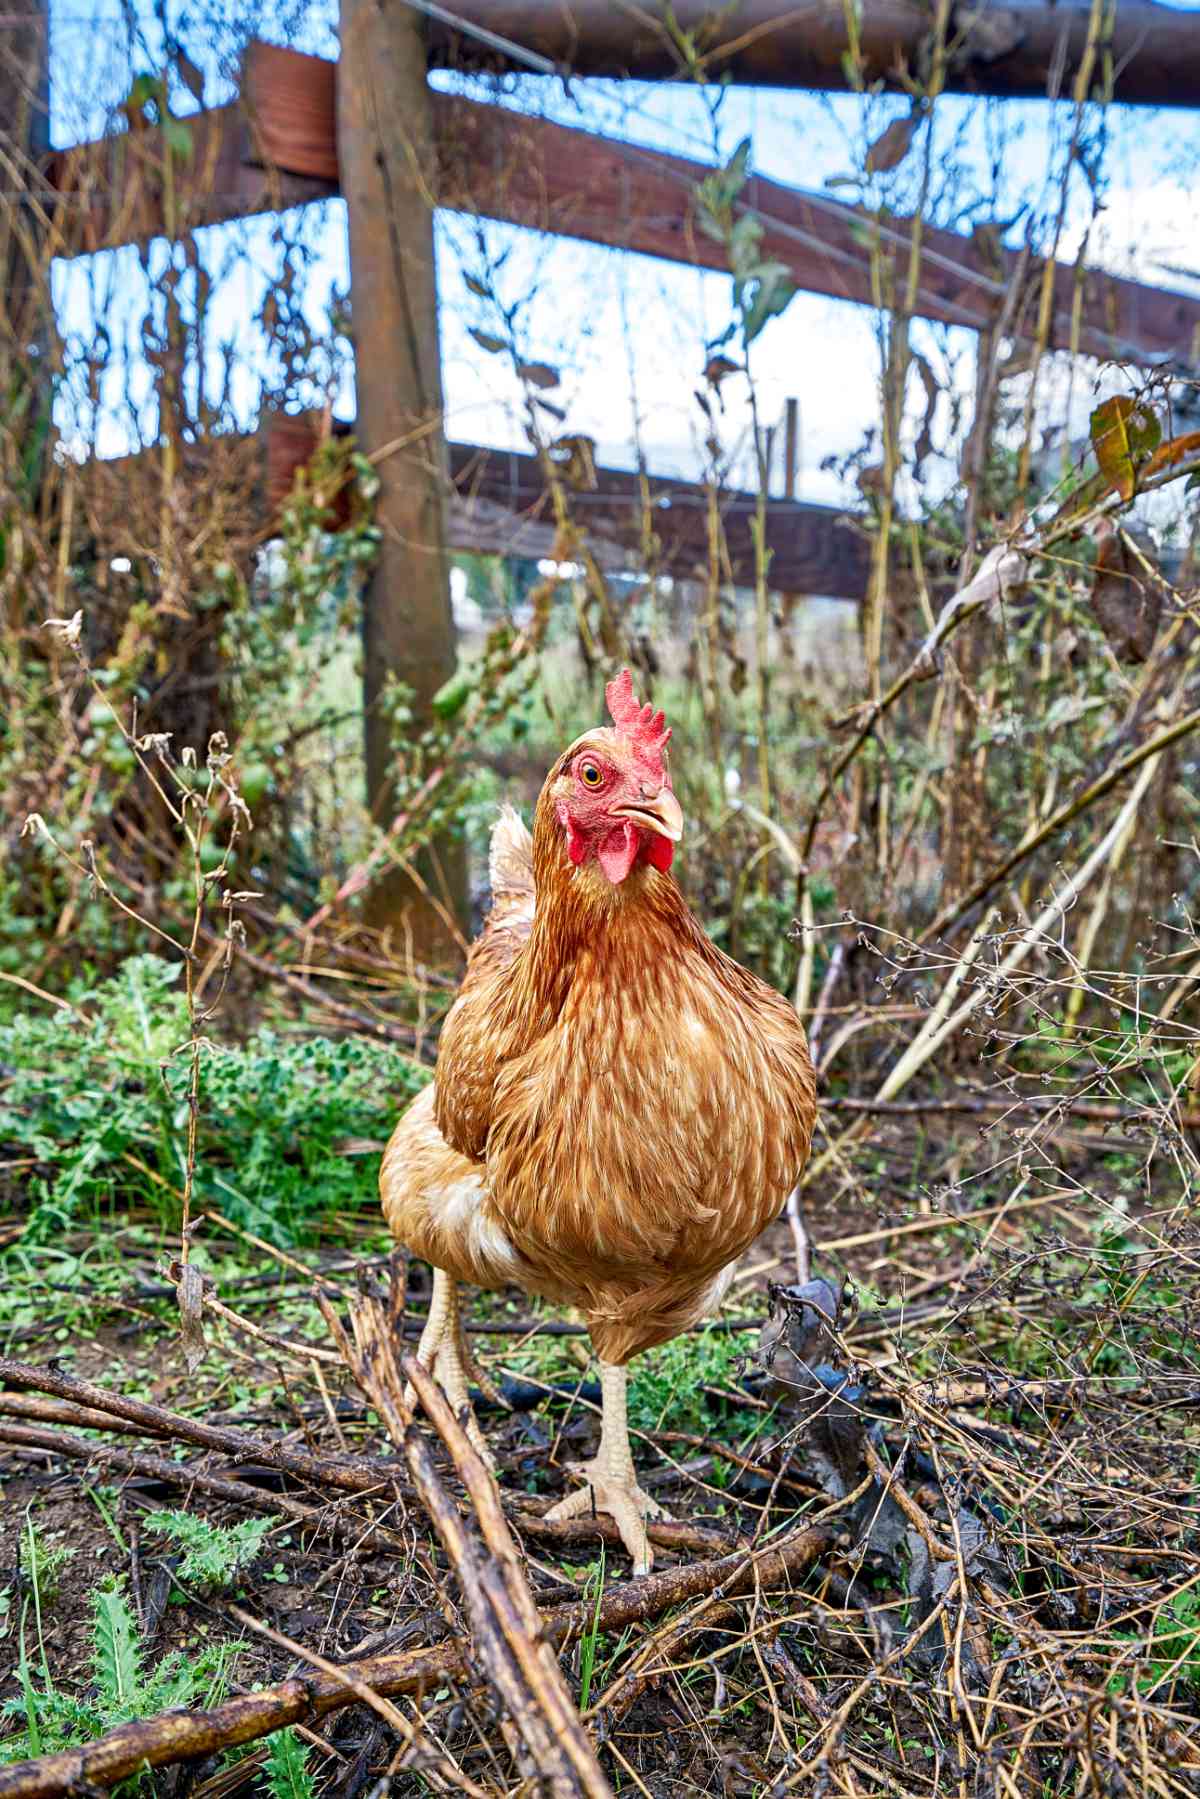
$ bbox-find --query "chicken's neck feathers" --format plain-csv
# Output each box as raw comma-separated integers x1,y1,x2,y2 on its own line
513,776,744,1035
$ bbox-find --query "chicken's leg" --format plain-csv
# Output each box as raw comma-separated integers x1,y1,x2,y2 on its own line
545,1359,668,1574
407,1269,498,1471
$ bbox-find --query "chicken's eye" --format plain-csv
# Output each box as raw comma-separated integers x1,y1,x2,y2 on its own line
579,761,604,789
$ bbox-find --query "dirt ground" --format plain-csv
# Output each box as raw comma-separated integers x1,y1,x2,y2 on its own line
2,1116,1198,1796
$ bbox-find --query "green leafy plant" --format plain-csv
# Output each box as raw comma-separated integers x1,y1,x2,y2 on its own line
20,1522,73,1605
1109,1588,1200,1701
142,1511,273,1590
264,1726,317,1799
1,1577,236,1767
0,954,425,1245
627,1325,756,1436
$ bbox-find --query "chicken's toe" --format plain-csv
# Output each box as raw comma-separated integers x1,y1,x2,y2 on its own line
546,1458,670,1573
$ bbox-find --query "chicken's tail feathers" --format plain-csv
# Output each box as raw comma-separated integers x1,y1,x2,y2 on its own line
488,804,534,912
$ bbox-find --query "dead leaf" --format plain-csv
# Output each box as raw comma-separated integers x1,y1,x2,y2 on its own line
175,48,205,104
1143,430,1200,482
1089,394,1162,501
1089,517,1163,663
958,5,1026,60
469,328,507,356
517,361,560,390
175,1260,208,1373
911,351,940,479
703,353,742,387
548,433,597,490
865,110,921,175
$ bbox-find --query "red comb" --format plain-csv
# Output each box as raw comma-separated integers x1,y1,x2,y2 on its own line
605,668,671,776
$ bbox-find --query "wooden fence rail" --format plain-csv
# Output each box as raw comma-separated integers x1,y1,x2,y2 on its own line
49,41,1200,367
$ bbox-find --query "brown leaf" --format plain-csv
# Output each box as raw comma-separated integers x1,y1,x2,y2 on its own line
911,351,940,478
1089,395,1162,501
517,361,560,390
175,49,205,104
958,5,1026,60
175,1260,208,1374
1089,517,1163,663
1143,430,1200,482
865,111,921,175
703,354,742,387
548,433,597,490
469,328,507,356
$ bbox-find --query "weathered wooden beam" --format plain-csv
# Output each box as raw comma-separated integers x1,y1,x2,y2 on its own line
239,41,1200,363
338,0,467,955
96,411,873,601
432,81,1200,367
444,439,873,599
44,100,335,256
423,0,1200,108
51,43,1200,368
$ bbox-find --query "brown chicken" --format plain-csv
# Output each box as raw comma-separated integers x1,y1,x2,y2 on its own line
381,671,817,1570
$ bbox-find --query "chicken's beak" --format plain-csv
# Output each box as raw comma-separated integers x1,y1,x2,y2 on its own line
612,788,684,842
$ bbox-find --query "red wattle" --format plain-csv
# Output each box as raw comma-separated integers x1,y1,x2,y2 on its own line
564,814,588,865
597,822,640,884
643,833,675,871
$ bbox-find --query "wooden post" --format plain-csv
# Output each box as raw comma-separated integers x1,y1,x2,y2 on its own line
337,0,466,964
0,0,50,631
0,0,49,338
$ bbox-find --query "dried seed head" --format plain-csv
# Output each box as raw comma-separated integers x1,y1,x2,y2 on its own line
42,610,84,649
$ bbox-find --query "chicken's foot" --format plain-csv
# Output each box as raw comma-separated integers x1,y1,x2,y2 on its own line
545,1359,668,1574
407,1269,499,1471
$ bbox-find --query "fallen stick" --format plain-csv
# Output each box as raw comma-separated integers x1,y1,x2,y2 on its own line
0,1389,728,1559
0,1357,398,1497
0,1525,831,1798
0,1393,173,1436
513,1507,736,1557
405,1356,613,1797
0,1423,411,1556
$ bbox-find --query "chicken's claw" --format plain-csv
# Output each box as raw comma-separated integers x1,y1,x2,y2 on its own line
546,1458,670,1574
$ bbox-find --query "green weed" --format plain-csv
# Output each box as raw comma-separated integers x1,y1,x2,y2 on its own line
627,1326,758,1436
142,1511,273,1591
0,953,424,1245
1109,1587,1200,1701
264,1727,317,1799
578,1549,606,1710
1,1577,236,1768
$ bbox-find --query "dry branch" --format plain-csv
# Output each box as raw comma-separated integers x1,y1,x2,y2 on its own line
0,1422,411,1556
879,752,1161,1100
0,1525,832,1797
0,1356,396,1496
405,1357,613,1796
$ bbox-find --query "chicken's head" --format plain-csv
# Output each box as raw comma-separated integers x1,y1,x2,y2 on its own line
551,668,683,885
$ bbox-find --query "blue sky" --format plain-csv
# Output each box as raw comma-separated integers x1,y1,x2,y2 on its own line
46,0,1200,517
